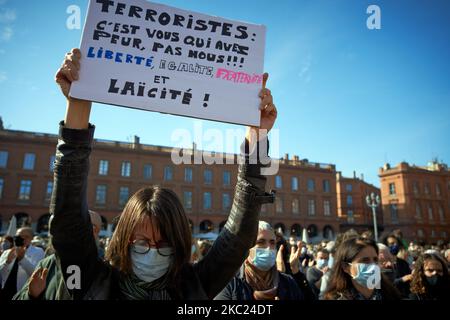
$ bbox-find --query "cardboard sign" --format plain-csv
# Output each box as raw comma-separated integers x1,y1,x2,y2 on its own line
70,0,266,126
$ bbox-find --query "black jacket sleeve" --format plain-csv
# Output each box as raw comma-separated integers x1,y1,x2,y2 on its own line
293,270,317,301
49,121,99,299
194,138,274,299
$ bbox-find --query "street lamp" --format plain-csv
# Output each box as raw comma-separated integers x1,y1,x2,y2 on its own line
366,192,381,242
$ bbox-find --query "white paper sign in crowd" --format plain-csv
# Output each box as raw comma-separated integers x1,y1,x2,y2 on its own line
70,0,266,126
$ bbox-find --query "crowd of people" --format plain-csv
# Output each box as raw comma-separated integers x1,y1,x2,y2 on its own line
1,223,449,301
0,48,449,301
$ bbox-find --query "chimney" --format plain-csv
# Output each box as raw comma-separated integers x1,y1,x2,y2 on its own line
293,155,299,164
360,173,364,181
284,153,289,161
353,171,356,179
192,142,197,151
133,135,140,145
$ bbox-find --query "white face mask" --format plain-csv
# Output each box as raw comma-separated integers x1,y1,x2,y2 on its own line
349,263,381,289
130,246,173,283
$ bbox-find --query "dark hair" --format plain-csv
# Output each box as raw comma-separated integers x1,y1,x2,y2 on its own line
334,229,359,252
317,248,329,256
106,186,192,287
324,237,401,300
410,253,449,296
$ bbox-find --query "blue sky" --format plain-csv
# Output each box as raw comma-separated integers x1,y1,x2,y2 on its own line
0,0,449,186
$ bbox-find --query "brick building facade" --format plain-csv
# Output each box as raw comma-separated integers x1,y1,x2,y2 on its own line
336,171,383,234
379,161,450,243
0,128,340,242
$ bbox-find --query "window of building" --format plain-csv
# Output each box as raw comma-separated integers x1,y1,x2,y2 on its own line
275,175,282,189
389,183,396,195
431,230,436,238
438,206,444,222
346,195,353,206
184,191,192,210
164,166,173,181
428,204,433,220
424,183,430,195
119,186,129,206
291,177,298,191
49,155,56,172
222,193,231,210
347,210,354,224
19,180,32,200
0,178,3,199
345,184,353,192
324,200,331,216
143,164,152,179
99,160,109,175
184,167,193,182
307,179,315,192
95,185,107,205
436,184,441,197
415,203,422,219
308,199,316,216
121,161,131,177
323,180,331,193
45,181,53,201
413,182,419,195
204,169,213,185
390,204,398,223
417,229,424,238
203,192,212,210
292,199,299,215
23,153,36,170
276,197,283,213
0,151,8,168
223,171,231,186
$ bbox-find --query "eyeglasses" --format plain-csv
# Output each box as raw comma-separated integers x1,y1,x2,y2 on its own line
130,239,170,254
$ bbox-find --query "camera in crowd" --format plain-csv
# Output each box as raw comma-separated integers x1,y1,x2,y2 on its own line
13,235,25,247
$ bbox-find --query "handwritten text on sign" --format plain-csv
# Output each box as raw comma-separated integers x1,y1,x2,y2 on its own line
69,0,266,126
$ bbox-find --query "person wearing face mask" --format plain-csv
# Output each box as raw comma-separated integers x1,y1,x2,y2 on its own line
14,48,277,300
306,248,330,299
384,234,407,260
215,221,304,300
323,237,401,300
377,243,411,298
409,253,450,300
299,243,313,273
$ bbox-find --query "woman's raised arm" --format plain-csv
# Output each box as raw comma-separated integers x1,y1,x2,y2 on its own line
55,48,92,129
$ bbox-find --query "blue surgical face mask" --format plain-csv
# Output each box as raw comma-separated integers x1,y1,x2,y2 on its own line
349,263,381,289
426,275,440,286
130,246,173,283
251,247,276,271
317,258,328,269
389,244,399,256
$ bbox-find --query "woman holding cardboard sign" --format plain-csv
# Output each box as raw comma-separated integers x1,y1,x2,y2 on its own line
22,48,277,300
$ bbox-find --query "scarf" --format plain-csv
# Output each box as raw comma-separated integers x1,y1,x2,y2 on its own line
119,273,172,300
244,259,280,300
